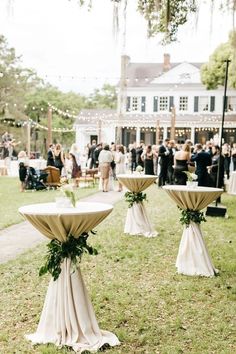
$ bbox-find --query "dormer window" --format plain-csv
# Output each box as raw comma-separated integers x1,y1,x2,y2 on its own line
179,73,191,80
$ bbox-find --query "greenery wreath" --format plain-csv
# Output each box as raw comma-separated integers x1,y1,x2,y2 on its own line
178,207,206,227
124,191,147,208
39,232,98,281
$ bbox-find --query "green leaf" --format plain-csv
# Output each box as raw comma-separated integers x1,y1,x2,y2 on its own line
39,232,98,281
124,191,147,208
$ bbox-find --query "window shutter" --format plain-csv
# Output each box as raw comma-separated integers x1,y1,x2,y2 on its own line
210,96,215,112
194,96,199,112
141,96,146,112
126,96,131,111
153,96,158,112
223,96,228,111
169,96,174,111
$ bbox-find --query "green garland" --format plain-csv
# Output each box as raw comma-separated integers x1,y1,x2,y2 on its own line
39,232,98,281
124,191,147,208
178,207,206,227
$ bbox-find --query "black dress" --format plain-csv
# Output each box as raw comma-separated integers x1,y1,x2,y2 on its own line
144,153,154,175
54,152,64,174
174,159,188,185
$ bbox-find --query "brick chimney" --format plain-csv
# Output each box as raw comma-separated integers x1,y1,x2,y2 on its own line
163,53,171,71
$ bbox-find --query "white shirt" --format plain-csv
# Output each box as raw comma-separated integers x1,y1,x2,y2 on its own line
98,150,113,164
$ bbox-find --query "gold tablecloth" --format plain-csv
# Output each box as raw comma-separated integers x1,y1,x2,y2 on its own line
19,202,120,353
117,174,157,193
163,186,223,277
163,185,223,211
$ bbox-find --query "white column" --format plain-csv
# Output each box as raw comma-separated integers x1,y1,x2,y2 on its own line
191,127,195,144
136,127,140,145
163,126,168,140
75,126,86,152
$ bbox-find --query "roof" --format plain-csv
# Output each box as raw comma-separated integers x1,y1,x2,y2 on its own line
126,62,203,87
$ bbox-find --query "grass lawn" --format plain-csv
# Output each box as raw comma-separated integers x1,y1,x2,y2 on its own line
0,186,236,353
0,177,97,230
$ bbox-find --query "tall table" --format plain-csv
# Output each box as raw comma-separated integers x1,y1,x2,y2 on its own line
19,202,120,353
117,174,157,237
228,171,236,195
163,185,223,277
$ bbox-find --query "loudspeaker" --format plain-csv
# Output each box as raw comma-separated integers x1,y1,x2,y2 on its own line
206,204,227,217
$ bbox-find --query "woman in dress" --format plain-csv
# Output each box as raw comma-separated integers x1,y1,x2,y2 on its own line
173,143,191,185
69,152,81,187
115,145,126,192
141,145,156,175
18,150,29,192
54,143,65,175
98,144,113,192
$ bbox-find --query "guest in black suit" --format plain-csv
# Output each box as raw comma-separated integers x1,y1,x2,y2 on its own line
167,140,177,184
129,143,137,172
88,140,97,169
158,138,170,187
47,144,55,166
191,143,212,186
207,145,225,188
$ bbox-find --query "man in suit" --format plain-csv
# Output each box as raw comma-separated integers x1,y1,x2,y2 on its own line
158,138,170,187
167,139,177,184
47,144,55,166
88,140,97,168
191,143,212,186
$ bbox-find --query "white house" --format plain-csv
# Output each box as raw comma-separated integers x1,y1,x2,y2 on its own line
75,54,236,150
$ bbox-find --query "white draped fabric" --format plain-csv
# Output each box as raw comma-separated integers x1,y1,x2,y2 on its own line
124,202,157,237
19,202,120,352
26,259,119,353
228,171,236,195
163,186,223,277
176,221,216,276
117,174,158,237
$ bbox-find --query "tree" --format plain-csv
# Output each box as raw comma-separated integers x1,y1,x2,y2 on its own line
86,84,117,109
201,31,236,89
0,35,42,116
76,0,236,44
24,86,90,152
77,0,197,43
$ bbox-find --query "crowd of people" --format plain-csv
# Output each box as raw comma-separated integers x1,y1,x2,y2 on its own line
80,139,236,191
1,129,236,192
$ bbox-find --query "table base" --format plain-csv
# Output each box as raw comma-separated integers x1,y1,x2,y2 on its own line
124,202,158,237
176,221,216,277
25,259,120,353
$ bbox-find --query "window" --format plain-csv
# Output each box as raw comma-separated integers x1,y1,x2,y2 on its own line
199,96,209,112
132,97,139,111
194,96,215,112
159,96,168,111
179,96,188,111
126,96,146,112
227,96,236,111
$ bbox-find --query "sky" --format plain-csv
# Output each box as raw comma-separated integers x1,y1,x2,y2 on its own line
0,0,234,94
